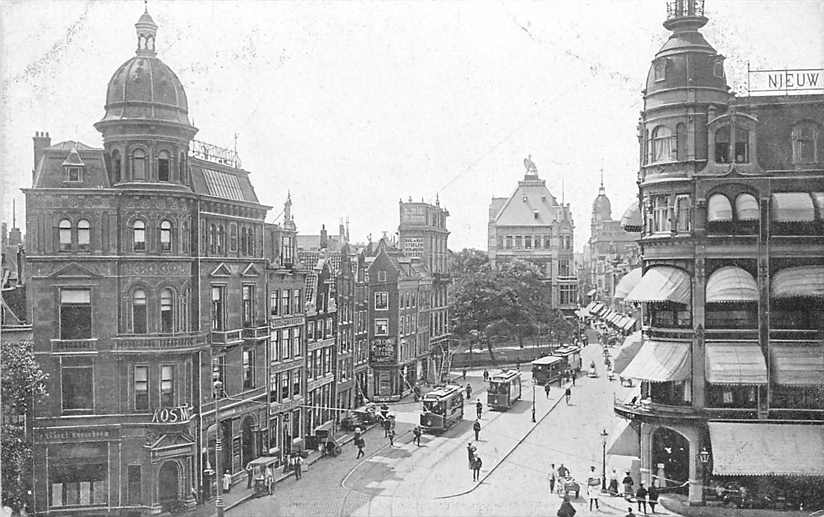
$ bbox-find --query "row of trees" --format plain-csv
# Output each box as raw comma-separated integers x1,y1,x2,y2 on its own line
450,249,574,363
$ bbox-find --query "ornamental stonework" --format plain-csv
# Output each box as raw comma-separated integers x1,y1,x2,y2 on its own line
121,261,190,276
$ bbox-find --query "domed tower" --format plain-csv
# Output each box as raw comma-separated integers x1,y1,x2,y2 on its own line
94,6,197,186
590,169,612,242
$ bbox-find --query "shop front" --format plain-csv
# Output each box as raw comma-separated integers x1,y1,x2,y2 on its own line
201,404,267,494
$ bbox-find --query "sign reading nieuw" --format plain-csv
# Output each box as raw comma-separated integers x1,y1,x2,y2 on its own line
152,405,193,424
748,68,824,94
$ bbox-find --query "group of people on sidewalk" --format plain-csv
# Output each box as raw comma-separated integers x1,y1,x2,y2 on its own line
551,464,660,516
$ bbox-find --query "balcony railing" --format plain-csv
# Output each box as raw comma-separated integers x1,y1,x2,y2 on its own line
211,328,244,347
242,324,270,341
614,394,699,420
769,328,820,341
51,338,98,353
112,332,208,352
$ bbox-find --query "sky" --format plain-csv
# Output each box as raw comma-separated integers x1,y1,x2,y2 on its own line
1,0,822,252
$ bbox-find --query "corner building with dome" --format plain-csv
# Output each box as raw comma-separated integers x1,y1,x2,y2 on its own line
23,8,304,515
611,0,824,508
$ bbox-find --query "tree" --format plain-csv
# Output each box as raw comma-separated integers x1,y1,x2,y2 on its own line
2,340,48,513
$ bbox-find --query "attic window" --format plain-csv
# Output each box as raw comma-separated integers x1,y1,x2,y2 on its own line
713,60,724,79
522,196,528,202
66,167,81,182
533,210,540,219
654,59,667,82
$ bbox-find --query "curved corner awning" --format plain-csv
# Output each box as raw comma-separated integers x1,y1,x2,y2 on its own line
622,318,637,331
771,266,824,299
614,268,642,300
625,267,691,304
708,422,824,476
621,340,690,382
771,192,815,222
607,419,640,457
620,200,642,232
770,343,824,386
706,266,758,303
613,331,643,375
705,343,767,385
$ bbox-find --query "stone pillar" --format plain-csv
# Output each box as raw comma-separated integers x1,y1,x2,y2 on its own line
639,422,654,487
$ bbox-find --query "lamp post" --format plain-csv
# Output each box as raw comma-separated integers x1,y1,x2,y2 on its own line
213,374,225,517
698,446,711,498
600,428,609,490
531,379,537,423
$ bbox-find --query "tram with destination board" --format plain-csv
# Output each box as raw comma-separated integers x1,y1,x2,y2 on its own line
420,385,465,432
487,370,522,410
531,355,565,386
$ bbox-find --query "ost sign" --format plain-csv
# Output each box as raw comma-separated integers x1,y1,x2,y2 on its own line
152,405,192,424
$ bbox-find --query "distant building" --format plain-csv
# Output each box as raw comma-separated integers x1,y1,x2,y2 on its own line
488,156,577,311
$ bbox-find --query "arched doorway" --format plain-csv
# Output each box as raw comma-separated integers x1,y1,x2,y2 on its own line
158,461,180,509
241,416,256,467
651,427,690,488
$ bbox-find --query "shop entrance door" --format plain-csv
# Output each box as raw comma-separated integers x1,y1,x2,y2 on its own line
158,461,179,508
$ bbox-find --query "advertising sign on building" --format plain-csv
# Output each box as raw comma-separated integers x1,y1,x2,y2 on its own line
748,67,824,95
370,338,396,363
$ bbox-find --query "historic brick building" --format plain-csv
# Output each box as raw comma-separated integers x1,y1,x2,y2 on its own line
488,156,577,312
303,257,337,437
612,1,824,507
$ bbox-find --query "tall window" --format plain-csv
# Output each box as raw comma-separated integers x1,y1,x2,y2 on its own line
377,270,387,282
514,236,522,248
281,329,290,359
212,356,226,397
281,289,290,316
270,289,279,316
132,289,147,334
127,466,141,505
524,236,532,249
292,289,301,314
504,236,512,249
715,126,730,163
675,195,691,233
133,220,146,251
217,226,224,255
160,288,173,333
375,292,389,310
242,285,254,327
59,219,72,251
650,126,675,163
734,128,749,163
242,349,255,389
112,149,122,183
292,327,301,357
211,286,224,331
160,220,172,251
77,219,90,250
323,347,332,374
325,317,333,338
281,371,290,400
160,365,174,407
230,224,238,251
375,319,389,336
292,370,301,397
209,224,216,254
544,234,552,248
675,123,687,161
281,236,293,265
792,122,819,164
652,195,670,233
158,151,170,181
62,358,94,411
60,288,91,339
654,59,666,81
240,227,247,255
131,149,146,180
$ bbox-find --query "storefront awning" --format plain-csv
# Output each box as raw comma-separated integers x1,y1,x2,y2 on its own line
620,340,690,382
607,419,640,457
708,422,824,476
613,331,643,375
590,302,604,314
706,266,758,303
584,301,597,313
770,343,824,386
625,267,691,305
771,266,824,299
614,268,642,300
587,288,597,297
771,192,815,222
705,343,767,385
621,318,637,331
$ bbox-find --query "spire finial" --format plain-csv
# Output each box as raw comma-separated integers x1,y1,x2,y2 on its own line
599,167,605,191
135,2,158,56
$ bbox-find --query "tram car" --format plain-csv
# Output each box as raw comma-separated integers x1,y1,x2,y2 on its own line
531,355,565,386
554,345,582,374
487,370,522,410
420,385,464,432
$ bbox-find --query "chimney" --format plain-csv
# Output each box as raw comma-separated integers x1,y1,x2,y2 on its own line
319,224,328,249
16,246,24,286
32,131,51,182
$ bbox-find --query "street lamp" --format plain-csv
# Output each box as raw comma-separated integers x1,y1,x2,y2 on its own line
531,379,537,423
698,447,711,500
600,428,609,490
213,374,225,517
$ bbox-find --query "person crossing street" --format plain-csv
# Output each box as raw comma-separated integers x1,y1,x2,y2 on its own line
564,385,572,405
475,398,483,419
473,418,481,441
413,425,422,446
355,436,365,459
544,383,551,398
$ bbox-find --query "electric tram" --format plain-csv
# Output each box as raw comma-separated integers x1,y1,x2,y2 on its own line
487,370,522,410
420,385,464,432
531,355,565,386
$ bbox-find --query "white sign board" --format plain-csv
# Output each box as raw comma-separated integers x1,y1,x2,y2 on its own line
748,68,824,95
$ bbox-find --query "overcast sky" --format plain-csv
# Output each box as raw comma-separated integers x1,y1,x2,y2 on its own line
1,0,821,251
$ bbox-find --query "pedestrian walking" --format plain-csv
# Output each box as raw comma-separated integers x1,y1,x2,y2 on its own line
413,425,422,446
564,386,572,405
473,419,481,441
549,463,557,493
472,455,483,482
625,507,637,517
571,370,576,386
483,369,489,382
622,472,634,498
587,465,601,511
462,369,467,380
355,436,365,459
380,403,389,420
265,466,274,495
388,428,396,447
647,484,658,514
293,454,303,480
544,383,551,398
245,462,254,489
557,463,569,479
635,483,648,514
222,469,232,494
556,495,577,517
383,416,391,437
466,442,477,469
609,468,619,496
475,398,482,419
466,383,472,400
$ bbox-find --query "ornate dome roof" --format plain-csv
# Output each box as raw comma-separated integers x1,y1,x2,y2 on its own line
591,173,612,222
99,8,192,127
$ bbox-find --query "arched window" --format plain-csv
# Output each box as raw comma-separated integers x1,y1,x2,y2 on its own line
654,59,666,81
707,194,733,222
59,219,72,251
792,122,819,164
715,127,730,163
735,194,759,221
133,220,146,251
675,123,687,161
77,219,90,250
734,128,749,163
132,149,146,180
133,289,147,334
160,220,172,251
160,288,174,333
650,126,675,163
158,150,170,181
713,60,724,79
111,149,122,183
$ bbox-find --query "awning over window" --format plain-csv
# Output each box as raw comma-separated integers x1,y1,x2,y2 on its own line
706,266,758,303
614,268,642,300
771,266,824,299
622,318,637,331
708,194,733,222
584,301,597,313
587,288,597,297
708,422,824,476
621,340,690,382
613,331,643,375
590,302,604,314
607,419,640,457
770,343,824,386
771,193,815,222
625,267,691,304
705,343,767,385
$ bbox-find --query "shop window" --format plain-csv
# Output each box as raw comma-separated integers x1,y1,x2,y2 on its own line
792,122,820,164
132,289,147,334
60,288,91,339
242,349,255,390
211,286,225,331
59,219,72,251
160,288,174,333
242,285,254,327
160,220,172,251
48,443,108,507
77,219,90,250
131,149,146,180
705,302,758,329
62,357,94,411
158,151,170,181
133,220,146,251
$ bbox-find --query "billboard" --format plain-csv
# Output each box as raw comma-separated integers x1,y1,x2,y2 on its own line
747,67,824,95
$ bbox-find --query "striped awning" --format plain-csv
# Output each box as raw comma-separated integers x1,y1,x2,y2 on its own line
584,301,597,313
706,266,758,303
613,331,643,375
620,340,691,383
705,343,767,385
607,418,640,457
708,423,824,476
625,267,691,305
771,266,824,299
771,192,815,222
621,318,637,331
770,343,824,386
590,302,604,314
614,268,642,300
587,288,597,297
